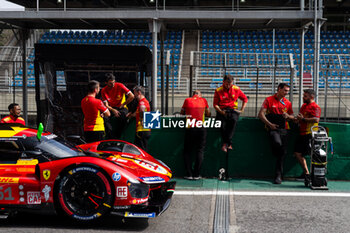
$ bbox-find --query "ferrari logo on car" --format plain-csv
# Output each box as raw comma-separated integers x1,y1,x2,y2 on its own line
43,170,51,180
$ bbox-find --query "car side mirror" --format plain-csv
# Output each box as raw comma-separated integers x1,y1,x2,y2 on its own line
66,135,86,145
24,150,43,158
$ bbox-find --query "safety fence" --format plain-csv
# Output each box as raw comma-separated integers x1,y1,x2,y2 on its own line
191,51,296,117
189,51,350,122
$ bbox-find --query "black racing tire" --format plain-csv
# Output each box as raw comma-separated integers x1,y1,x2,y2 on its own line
56,166,114,221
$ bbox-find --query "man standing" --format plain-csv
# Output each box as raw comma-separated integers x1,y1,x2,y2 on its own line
81,80,110,143
101,73,134,139
294,89,321,186
258,83,294,184
181,90,210,180
214,75,248,152
1,103,25,125
127,86,151,151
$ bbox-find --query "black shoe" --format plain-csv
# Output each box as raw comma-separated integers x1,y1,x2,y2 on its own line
296,173,305,181
274,176,282,184
304,174,311,187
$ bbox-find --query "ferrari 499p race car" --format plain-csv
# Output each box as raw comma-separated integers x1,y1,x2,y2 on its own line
0,123,176,221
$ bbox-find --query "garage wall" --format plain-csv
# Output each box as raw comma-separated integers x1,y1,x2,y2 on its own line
122,118,350,180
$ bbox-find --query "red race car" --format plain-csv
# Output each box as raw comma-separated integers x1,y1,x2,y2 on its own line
0,123,175,221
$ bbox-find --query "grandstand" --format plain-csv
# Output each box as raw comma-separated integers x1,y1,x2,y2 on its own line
196,30,350,94
10,30,350,92
11,30,182,89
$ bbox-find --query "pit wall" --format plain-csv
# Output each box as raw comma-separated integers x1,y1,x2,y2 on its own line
122,118,349,180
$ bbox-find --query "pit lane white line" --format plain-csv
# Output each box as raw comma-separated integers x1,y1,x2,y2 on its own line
174,190,350,197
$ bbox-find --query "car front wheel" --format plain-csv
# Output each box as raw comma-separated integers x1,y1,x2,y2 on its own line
57,166,114,221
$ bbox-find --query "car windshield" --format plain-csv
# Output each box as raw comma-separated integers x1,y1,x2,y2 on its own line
97,141,141,156
21,134,85,158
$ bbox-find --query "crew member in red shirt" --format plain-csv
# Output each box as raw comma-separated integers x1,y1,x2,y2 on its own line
101,73,134,139
181,90,210,180
127,86,151,151
1,103,25,125
294,89,321,186
258,83,294,184
214,75,248,152
81,80,110,143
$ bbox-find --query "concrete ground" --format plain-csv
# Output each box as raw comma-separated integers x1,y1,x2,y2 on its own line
1,178,350,233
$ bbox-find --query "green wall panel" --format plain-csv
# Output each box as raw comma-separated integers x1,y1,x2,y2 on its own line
122,118,349,180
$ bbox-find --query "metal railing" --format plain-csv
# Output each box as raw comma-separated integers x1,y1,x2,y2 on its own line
190,51,296,117
19,0,318,12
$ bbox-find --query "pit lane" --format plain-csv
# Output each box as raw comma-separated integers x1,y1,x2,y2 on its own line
1,178,350,233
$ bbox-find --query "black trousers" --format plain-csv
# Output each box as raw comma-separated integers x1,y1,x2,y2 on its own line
104,107,128,139
216,109,240,146
84,131,104,143
134,131,151,152
268,129,289,177
183,127,207,177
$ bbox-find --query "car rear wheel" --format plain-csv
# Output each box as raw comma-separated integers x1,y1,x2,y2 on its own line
57,166,113,221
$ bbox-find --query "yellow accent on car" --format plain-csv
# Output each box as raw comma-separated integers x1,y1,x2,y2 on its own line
16,159,39,165
0,126,29,138
0,177,19,183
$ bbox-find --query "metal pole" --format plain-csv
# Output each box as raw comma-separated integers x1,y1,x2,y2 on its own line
189,51,194,97
273,57,277,94
272,28,276,93
189,65,193,97
338,72,342,122
12,61,15,102
324,71,328,121
314,0,319,103
300,0,304,11
255,67,259,117
64,0,66,11
21,29,28,124
299,27,305,109
151,19,158,111
171,52,174,114
36,0,39,11
160,33,164,114
165,50,170,115
289,53,295,106
315,19,321,104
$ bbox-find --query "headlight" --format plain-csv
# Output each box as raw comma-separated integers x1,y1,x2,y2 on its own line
157,159,170,170
127,180,149,198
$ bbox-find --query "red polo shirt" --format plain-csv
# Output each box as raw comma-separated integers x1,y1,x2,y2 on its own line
101,82,131,108
182,95,209,126
261,94,293,129
0,115,25,125
213,85,248,109
81,96,108,132
299,101,321,135
136,97,151,132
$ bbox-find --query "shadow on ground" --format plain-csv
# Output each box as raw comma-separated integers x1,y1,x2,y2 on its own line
0,212,149,231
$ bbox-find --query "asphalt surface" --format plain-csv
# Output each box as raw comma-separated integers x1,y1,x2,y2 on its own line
1,178,350,233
